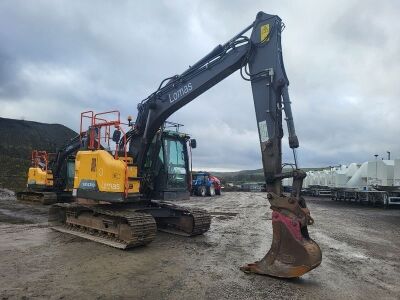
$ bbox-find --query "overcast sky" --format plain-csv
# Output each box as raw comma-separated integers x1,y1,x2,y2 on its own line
1,0,399,171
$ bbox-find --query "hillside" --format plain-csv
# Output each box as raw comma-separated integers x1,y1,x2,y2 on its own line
212,169,265,184
0,117,77,191
212,167,327,184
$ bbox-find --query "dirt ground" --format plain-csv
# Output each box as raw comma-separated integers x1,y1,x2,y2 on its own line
0,189,399,300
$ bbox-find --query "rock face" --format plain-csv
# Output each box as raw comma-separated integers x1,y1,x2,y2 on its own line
0,117,76,191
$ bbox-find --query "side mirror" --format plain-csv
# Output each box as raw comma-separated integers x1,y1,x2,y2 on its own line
190,139,197,149
112,130,122,143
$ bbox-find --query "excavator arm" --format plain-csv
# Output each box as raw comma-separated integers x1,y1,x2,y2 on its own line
131,13,298,182
129,11,322,278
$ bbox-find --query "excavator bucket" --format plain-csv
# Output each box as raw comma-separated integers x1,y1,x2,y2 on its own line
241,195,322,278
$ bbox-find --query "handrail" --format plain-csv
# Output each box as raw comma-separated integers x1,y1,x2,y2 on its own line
31,150,49,171
79,110,130,197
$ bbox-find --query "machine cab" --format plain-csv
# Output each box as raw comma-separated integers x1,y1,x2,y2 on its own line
143,124,194,201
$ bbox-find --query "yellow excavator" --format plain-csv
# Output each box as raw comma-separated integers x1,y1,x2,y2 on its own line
49,11,322,278
16,150,55,203
50,110,209,248
17,137,81,204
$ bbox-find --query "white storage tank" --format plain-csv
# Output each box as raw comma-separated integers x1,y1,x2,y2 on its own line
334,165,349,187
367,160,394,186
317,171,325,186
302,160,397,190
282,177,293,187
324,169,334,187
346,162,368,188
394,159,400,186
308,171,317,186
304,171,317,188
333,164,360,188
303,174,310,188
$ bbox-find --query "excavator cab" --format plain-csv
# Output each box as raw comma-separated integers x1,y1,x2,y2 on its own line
142,125,193,201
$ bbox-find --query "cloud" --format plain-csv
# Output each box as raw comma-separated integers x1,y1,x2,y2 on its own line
0,0,399,170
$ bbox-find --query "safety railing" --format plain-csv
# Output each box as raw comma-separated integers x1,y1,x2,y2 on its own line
79,110,129,197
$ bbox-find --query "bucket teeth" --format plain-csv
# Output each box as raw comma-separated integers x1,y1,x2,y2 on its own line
241,211,322,278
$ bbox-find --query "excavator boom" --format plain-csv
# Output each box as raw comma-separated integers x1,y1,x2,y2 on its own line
126,11,322,278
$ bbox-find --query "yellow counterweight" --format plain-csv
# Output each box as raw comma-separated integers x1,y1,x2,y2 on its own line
73,150,140,195
27,167,53,188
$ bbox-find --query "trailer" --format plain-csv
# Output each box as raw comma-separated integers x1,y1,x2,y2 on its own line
304,185,332,197
331,187,400,208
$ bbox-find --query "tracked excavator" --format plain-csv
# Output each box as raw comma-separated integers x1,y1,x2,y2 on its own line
50,111,209,248
50,11,322,278
16,137,81,204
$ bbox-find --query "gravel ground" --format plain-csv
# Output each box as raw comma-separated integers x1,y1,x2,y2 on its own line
0,189,399,299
